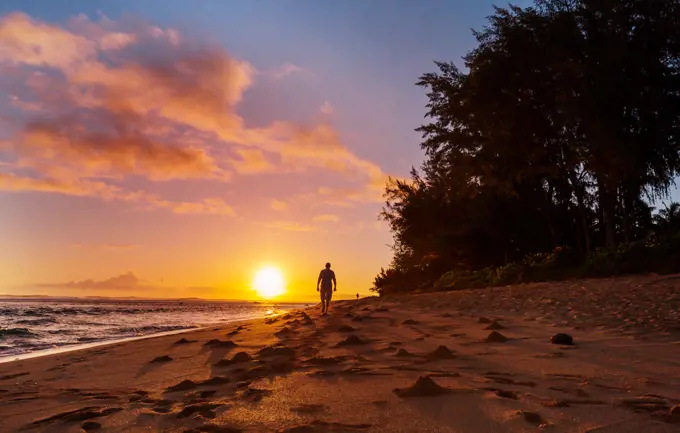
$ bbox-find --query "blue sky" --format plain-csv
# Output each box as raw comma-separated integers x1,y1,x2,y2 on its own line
1,0,676,299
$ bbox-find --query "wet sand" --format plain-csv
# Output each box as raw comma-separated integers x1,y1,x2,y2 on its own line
1,274,680,432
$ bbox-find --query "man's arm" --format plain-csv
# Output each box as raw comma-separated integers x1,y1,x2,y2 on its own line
332,272,337,291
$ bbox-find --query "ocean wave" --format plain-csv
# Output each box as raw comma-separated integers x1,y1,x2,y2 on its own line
16,318,57,326
77,336,103,342
0,328,38,338
116,324,197,335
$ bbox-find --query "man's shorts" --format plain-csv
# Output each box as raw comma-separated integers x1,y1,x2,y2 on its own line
320,287,333,303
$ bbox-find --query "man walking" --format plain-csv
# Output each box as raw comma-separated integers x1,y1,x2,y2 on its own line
317,262,336,314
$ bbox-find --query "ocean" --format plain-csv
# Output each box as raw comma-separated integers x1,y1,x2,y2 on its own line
0,298,303,360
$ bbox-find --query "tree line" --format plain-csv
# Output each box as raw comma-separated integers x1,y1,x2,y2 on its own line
373,0,680,295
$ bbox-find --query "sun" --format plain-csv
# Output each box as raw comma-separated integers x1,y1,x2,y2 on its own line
253,267,286,299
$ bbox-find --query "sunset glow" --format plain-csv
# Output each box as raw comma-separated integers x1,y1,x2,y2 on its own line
252,267,286,300
0,1,532,302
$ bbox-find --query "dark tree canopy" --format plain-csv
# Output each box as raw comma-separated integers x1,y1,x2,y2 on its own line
374,0,680,295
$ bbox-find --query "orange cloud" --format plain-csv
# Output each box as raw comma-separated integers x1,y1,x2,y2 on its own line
230,148,276,174
270,199,288,211
71,243,140,252
313,214,340,223
266,221,318,232
38,271,142,290
0,173,235,216
0,12,392,214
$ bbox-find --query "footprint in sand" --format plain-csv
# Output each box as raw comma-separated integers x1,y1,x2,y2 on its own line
241,387,273,402
336,335,367,347
176,403,224,419
304,356,347,366
617,396,670,413
483,389,519,400
290,404,328,414
174,338,197,345
31,407,123,426
517,410,545,426
485,375,536,387
215,351,253,366
280,420,372,432
275,327,295,338
82,421,102,432
478,317,493,324
150,355,173,363
184,425,244,433
338,325,357,332
258,346,296,359
401,319,418,325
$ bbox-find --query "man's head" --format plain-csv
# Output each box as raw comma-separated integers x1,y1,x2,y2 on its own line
325,262,331,269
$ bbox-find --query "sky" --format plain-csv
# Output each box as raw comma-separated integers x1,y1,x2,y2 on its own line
0,0,541,301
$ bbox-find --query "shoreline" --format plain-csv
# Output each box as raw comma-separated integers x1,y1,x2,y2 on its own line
1,277,679,432
0,309,293,365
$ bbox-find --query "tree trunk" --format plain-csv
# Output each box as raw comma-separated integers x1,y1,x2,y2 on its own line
543,182,558,248
598,176,617,247
569,171,592,254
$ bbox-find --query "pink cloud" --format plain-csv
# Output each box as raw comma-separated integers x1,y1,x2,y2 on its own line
313,214,340,223
0,12,392,214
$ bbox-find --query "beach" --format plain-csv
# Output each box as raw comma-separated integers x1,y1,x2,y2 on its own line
1,275,680,432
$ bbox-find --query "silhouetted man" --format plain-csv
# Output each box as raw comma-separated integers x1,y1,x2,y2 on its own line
317,262,336,314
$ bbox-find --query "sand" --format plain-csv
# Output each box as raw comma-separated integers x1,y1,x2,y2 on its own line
1,274,680,432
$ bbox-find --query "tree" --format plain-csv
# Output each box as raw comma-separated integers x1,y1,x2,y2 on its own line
374,0,680,295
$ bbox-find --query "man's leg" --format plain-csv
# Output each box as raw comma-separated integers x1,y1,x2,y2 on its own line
320,290,326,313
324,288,333,312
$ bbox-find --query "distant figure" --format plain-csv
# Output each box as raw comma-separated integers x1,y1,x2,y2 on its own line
356,293,359,300
317,262,337,315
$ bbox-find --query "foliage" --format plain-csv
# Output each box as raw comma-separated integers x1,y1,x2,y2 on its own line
373,0,680,296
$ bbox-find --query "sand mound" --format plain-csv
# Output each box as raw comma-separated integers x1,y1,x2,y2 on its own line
258,346,296,359
401,319,418,325
338,325,356,332
393,376,451,398
173,338,196,345
394,348,416,357
204,339,238,348
485,331,508,343
304,356,346,365
275,327,294,337
166,380,196,392
478,317,493,324
484,321,505,330
426,345,456,359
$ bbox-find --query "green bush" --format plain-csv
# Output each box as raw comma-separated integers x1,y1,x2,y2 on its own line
377,234,680,296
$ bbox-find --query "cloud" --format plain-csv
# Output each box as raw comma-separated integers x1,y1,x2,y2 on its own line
0,173,236,216
266,221,318,232
71,243,140,251
320,101,334,115
270,199,288,211
0,12,392,214
268,62,309,79
38,271,143,290
313,214,340,223
229,148,276,174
